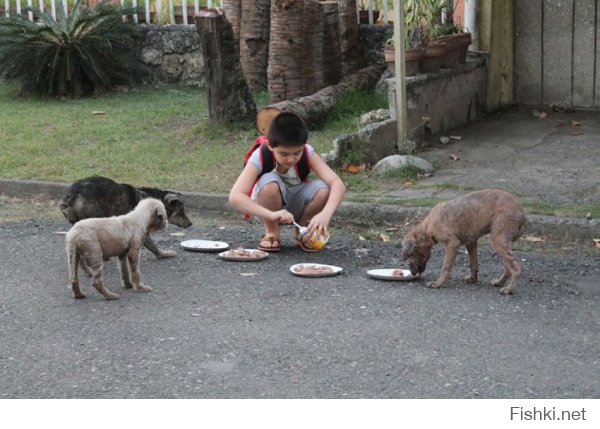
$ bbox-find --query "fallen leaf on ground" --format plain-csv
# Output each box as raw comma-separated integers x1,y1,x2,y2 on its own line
91,111,106,115
385,227,400,232
358,235,366,241
169,232,185,237
523,234,543,242
378,233,391,242
239,272,259,277
571,120,581,127
593,239,600,249
403,180,415,186
449,153,460,161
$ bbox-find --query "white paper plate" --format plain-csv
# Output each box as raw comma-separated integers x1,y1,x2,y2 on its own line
181,239,229,252
290,263,343,278
366,268,418,281
218,248,269,261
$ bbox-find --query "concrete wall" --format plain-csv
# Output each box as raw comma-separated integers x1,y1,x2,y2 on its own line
324,56,488,165
388,56,487,141
514,0,600,109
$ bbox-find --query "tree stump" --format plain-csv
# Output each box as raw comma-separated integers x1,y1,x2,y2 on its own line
337,0,359,76
257,64,385,134
195,9,256,124
240,0,270,91
268,0,324,103
221,0,242,46
321,1,342,86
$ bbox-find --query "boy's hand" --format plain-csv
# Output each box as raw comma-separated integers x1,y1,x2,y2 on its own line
270,209,294,225
307,211,331,236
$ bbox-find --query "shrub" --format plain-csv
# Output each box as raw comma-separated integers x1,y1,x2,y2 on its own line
0,0,146,98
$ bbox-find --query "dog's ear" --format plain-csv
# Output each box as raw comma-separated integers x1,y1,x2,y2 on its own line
164,193,182,207
403,238,417,256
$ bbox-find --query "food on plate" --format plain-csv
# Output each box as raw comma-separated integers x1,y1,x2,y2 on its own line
223,246,266,259
391,270,405,277
294,264,334,275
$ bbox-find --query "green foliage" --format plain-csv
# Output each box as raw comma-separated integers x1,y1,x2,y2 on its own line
325,90,388,124
0,0,146,98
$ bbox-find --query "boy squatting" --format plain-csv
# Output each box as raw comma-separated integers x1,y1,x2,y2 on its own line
228,112,347,252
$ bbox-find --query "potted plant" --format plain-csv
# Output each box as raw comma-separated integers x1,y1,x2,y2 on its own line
436,2,471,67
383,0,423,77
419,0,448,73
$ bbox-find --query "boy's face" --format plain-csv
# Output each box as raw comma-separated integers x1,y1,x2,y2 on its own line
268,143,304,169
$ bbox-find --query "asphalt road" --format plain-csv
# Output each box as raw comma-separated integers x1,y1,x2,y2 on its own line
0,215,599,399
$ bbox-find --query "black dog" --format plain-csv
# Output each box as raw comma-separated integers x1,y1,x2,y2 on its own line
60,176,192,258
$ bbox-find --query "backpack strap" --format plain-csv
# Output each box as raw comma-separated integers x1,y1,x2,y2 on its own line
295,143,311,182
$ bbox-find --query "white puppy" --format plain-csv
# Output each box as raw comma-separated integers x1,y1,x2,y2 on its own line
65,198,168,300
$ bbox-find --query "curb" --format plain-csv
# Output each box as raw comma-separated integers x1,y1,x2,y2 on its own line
1,179,597,241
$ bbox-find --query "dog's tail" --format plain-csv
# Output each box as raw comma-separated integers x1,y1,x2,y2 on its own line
65,233,80,278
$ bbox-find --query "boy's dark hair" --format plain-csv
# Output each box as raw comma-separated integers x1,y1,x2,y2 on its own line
267,112,308,147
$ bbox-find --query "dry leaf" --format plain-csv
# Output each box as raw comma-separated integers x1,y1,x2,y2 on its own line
403,180,415,186
449,153,460,161
593,239,600,249
378,233,391,242
239,272,259,277
539,112,548,119
169,232,185,237
385,227,400,232
523,234,543,242
91,111,106,115
358,235,366,241
571,120,581,127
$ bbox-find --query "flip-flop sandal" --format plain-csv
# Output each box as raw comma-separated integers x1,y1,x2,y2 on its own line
295,237,319,253
258,235,281,253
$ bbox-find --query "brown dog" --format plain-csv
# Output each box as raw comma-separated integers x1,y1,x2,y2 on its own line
65,198,168,300
402,189,527,294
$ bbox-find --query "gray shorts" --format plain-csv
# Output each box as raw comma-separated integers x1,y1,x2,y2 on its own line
253,172,329,220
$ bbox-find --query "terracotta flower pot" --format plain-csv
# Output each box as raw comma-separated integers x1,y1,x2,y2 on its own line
438,34,463,68
420,42,447,74
384,47,423,77
458,33,472,63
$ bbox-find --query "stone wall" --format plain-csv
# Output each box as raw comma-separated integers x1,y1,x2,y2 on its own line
138,25,205,87
136,24,390,88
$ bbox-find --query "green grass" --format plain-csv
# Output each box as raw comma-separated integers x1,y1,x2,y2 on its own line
0,82,388,193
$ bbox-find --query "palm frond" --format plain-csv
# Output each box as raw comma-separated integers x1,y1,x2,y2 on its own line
0,0,146,97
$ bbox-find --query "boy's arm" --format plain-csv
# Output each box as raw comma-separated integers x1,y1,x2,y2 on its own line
229,163,294,223
308,152,347,233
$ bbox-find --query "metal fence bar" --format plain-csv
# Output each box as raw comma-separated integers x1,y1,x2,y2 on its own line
0,0,232,24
